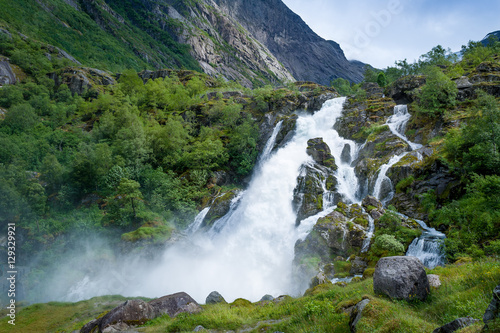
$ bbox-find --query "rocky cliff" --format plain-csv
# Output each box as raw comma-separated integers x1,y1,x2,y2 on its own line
211,0,365,85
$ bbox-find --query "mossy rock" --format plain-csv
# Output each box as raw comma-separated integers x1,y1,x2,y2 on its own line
362,268,375,279
230,298,252,307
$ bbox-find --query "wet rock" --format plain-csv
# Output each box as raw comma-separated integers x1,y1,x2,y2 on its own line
373,256,430,301
432,316,479,333
483,284,500,325
350,257,368,275
203,190,241,227
349,299,370,333
274,114,298,149
206,291,227,305
310,271,332,288
150,292,202,317
362,196,385,220
341,144,352,164
293,163,337,225
306,138,337,169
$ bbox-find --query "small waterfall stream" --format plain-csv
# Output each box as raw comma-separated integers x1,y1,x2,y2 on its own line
371,105,445,268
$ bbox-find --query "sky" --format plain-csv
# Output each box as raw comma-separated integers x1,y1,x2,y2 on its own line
281,0,500,69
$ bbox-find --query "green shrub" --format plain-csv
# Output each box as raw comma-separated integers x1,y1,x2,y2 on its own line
373,234,405,256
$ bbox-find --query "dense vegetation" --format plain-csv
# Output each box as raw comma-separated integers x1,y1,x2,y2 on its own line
0,27,311,304
0,0,200,72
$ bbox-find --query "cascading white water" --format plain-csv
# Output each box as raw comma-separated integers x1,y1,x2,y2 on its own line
64,97,366,303
372,105,419,203
186,207,210,234
405,218,446,269
387,105,422,150
361,215,375,253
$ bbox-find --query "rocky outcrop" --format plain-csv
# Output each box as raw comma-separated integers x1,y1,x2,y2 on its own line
349,299,371,333
306,138,337,169
294,206,370,267
206,291,227,305
483,284,500,326
387,75,426,104
80,292,202,333
202,189,241,228
212,0,365,85
0,57,16,86
48,67,115,95
373,256,430,301
432,316,479,333
293,139,338,224
350,257,368,275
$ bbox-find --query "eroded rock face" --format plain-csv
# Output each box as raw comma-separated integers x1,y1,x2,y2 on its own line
293,138,338,224
373,256,430,301
0,58,16,86
387,75,427,104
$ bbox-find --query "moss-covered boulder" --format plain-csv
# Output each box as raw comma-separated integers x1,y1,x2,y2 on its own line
202,189,241,228
48,66,115,95
306,138,337,169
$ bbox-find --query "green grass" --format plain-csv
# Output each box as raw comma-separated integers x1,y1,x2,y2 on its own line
4,260,498,332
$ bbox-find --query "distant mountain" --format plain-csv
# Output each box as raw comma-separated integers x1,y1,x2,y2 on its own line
0,0,364,86
212,0,365,85
482,30,500,46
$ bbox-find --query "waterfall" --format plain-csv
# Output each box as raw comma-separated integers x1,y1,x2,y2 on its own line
132,97,358,302
186,207,210,234
406,218,446,269
387,105,422,150
361,215,375,253
372,105,420,203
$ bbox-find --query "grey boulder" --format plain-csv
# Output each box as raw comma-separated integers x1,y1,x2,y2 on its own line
373,256,430,301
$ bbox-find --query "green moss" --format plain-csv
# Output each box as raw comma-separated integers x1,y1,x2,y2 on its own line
121,224,173,243
395,176,415,193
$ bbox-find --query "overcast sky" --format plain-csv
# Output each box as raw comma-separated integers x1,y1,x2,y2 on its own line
281,0,500,69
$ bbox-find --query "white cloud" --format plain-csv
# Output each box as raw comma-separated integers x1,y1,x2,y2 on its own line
282,0,500,68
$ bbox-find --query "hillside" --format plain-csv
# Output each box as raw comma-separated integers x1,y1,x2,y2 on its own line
0,0,365,87
0,5,499,332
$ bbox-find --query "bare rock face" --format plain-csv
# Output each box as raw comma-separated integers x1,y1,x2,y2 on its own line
373,256,430,301
0,58,16,86
212,0,365,85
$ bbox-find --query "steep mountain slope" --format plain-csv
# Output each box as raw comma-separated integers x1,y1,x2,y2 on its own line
0,0,363,87
211,0,365,85
102,0,294,87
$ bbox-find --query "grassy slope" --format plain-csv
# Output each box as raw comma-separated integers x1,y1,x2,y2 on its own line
0,0,200,72
1,260,498,332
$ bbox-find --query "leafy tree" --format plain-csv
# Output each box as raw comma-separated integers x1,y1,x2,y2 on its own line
363,65,378,83
330,78,353,96
376,72,387,87
418,66,458,115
